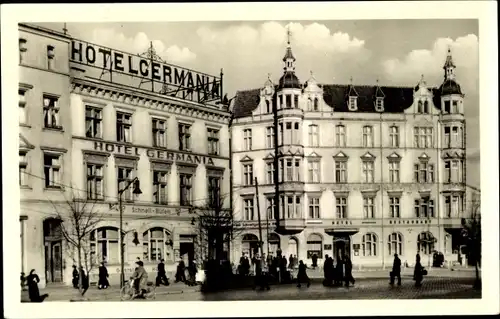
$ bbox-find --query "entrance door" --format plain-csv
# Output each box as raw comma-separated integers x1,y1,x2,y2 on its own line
333,236,351,260
43,218,63,283
179,235,195,262
51,242,63,282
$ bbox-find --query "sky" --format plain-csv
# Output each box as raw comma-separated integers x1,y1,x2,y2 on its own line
38,20,480,187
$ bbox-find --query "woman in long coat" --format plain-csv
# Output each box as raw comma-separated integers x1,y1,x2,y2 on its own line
296,260,311,288
413,253,424,287
98,262,110,289
26,269,48,302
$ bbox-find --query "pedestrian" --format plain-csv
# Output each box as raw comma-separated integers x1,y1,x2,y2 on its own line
334,254,344,287
187,259,197,286
413,253,424,287
343,254,355,287
293,255,298,269
296,260,311,288
253,254,270,290
390,253,402,286
311,254,318,269
26,269,48,302
175,260,186,283
288,254,294,269
72,265,79,289
79,266,89,295
280,255,288,283
98,262,110,289
323,255,333,286
156,259,170,286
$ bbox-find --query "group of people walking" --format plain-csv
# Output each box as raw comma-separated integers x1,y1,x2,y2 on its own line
322,254,356,287
390,253,427,287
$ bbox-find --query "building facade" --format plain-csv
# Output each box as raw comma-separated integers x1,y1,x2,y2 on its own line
18,23,231,288
230,37,473,269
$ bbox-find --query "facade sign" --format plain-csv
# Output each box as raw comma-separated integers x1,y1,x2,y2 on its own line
70,39,222,103
93,141,215,165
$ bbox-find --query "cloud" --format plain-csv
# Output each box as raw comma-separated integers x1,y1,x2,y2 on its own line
90,28,197,64
195,21,370,95
381,34,479,92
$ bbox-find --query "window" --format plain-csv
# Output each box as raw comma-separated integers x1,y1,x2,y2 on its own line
376,98,384,111
47,45,55,69
389,126,399,147
278,123,283,145
43,153,61,188
348,96,357,110
444,100,451,114
363,197,375,218
153,171,168,204
451,126,459,148
293,122,300,144
19,152,28,186
335,161,347,183
335,197,347,219
178,123,191,151
295,196,302,218
43,95,61,129
413,127,433,148
85,106,102,138
308,161,320,183
444,127,450,148
294,95,299,108
116,112,132,143
266,197,275,219
87,164,103,200
414,162,434,183
286,159,293,181
308,124,319,147
243,129,252,151
152,119,166,147
452,100,459,113
388,233,403,255
307,234,323,259
313,97,319,111
294,159,301,181
362,161,374,183
279,159,284,183
179,174,192,206
285,122,292,144
417,232,435,255
286,94,292,108
362,233,377,256
243,163,254,186
308,197,320,219
19,38,27,63
243,198,255,220
19,89,27,124
265,162,275,184
90,227,120,264
208,176,221,207
389,197,400,218
207,128,219,155
282,194,301,218
336,125,346,147
414,198,434,218
279,95,283,109
265,100,271,113
362,126,373,147
286,196,294,218
389,161,400,183
143,228,173,262
444,194,464,218
444,159,463,183
117,167,134,201
266,126,275,148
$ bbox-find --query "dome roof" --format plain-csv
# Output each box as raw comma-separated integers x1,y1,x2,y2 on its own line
278,71,301,89
439,79,462,95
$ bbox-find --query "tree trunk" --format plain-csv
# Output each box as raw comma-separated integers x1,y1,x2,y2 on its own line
77,239,84,296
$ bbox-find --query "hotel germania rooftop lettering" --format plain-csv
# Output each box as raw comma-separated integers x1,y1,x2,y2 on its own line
94,141,215,165
70,39,222,104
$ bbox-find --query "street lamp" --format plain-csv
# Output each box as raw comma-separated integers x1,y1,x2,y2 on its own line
119,177,142,288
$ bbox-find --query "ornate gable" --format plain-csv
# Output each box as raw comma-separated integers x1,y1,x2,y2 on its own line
306,151,321,158
418,153,430,161
263,153,274,160
240,155,253,162
360,152,376,161
387,152,401,161
333,151,348,159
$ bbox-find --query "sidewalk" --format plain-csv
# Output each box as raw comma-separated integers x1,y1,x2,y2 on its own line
21,282,200,302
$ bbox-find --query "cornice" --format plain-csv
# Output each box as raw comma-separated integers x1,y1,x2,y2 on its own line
71,78,231,125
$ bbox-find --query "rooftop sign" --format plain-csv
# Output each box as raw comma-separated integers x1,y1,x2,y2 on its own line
70,39,223,105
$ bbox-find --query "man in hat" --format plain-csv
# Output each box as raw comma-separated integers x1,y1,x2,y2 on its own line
131,260,148,297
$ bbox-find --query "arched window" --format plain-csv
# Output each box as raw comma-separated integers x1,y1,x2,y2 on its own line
265,100,271,113
268,233,281,256
417,100,423,113
387,232,403,256
417,231,435,255
288,237,298,259
423,101,429,114
241,234,259,258
306,233,322,259
90,227,120,264
313,97,319,111
142,227,173,262
362,233,378,256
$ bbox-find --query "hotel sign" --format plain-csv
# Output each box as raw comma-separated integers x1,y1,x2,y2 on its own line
94,141,215,165
70,39,223,104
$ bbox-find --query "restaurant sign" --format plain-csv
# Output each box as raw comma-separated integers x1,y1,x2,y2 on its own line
94,141,215,165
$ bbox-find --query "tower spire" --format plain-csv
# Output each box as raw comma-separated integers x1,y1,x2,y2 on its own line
282,25,296,72
443,46,456,80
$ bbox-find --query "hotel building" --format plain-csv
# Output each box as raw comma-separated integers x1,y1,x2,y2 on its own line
230,37,475,268
19,23,231,288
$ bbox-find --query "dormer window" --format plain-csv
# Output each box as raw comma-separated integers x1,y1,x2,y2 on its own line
348,96,358,111
375,97,384,112
314,97,319,111
265,100,271,113
47,45,55,70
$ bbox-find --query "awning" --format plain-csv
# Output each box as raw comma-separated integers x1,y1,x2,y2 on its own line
324,228,359,236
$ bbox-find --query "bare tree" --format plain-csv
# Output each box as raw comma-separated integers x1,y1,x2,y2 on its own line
461,191,481,289
50,190,104,296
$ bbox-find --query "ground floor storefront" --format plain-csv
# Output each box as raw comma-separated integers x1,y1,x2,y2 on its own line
231,222,465,269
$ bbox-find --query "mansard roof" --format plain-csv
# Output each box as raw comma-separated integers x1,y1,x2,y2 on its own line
232,83,415,118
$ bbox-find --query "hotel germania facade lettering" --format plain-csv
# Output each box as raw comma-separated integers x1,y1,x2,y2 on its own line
19,23,230,287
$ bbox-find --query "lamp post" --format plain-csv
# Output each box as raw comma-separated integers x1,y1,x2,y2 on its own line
119,177,142,288
266,207,271,256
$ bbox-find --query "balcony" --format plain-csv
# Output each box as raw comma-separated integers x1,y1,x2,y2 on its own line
441,217,463,229
277,108,304,118
275,218,306,234
233,220,276,230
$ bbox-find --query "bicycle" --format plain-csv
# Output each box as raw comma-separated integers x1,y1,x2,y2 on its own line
120,278,156,301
